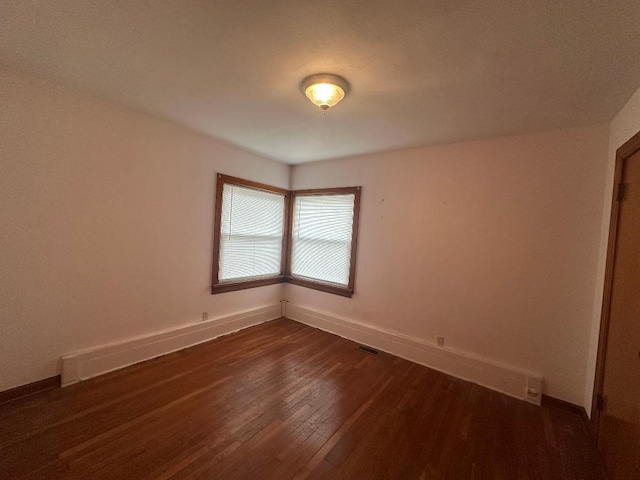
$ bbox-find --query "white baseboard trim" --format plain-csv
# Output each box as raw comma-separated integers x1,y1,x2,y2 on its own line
61,303,282,387
285,302,542,404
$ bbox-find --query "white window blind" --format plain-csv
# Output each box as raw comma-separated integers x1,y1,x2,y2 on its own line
291,193,356,286
219,183,285,282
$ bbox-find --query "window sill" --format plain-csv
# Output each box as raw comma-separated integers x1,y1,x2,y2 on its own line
211,275,285,294
285,276,353,298
211,275,353,297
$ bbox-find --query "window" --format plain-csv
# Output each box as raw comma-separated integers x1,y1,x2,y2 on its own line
287,188,360,296
211,175,361,297
211,175,288,293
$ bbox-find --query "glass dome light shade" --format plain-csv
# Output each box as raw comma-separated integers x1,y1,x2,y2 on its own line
301,74,349,111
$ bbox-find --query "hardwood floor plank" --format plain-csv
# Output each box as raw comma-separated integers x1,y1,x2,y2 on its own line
0,318,606,480
0,320,310,449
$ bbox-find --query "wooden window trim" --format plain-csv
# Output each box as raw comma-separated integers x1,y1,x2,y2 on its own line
211,275,286,294
211,174,289,294
211,175,361,297
285,276,354,298
284,186,361,298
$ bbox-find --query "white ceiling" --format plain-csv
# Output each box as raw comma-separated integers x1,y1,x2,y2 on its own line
2,1,640,164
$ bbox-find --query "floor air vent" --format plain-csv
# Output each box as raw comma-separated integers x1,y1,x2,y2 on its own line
358,345,379,355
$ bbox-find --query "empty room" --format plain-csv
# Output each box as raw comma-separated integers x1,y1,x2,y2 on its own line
1,1,640,479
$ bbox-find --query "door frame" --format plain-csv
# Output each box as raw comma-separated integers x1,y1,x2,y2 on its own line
591,129,640,438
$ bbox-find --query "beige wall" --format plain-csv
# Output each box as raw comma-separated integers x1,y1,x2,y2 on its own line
1,65,624,407
286,124,610,406
584,85,640,412
610,87,640,151
0,69,288,391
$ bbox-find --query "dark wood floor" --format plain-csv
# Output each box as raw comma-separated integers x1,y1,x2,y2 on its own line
1,318,607,479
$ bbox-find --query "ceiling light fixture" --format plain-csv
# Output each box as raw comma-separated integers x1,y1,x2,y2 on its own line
300,73,349,112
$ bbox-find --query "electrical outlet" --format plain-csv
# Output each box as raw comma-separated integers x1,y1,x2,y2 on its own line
436,336,445,347
525,375,542,405
202,311,208,322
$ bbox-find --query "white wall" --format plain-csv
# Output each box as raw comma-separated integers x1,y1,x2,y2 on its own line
0,65,624,407
286,124,610,406
610,87,640,152
584,85,640,413
0,68,288,391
